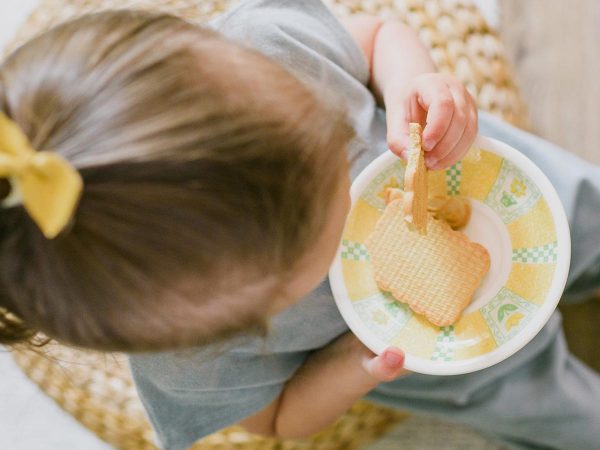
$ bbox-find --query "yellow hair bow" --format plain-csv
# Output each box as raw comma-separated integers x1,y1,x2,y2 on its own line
0,112,83,239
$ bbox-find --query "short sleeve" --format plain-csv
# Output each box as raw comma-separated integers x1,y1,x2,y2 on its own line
210,0,370,87
129,347,308,450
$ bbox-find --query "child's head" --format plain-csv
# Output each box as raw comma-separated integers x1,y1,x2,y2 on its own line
0,10,353,352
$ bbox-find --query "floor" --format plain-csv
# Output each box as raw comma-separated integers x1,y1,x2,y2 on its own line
0,350,113,450
500,0,600,373
0,1,598,449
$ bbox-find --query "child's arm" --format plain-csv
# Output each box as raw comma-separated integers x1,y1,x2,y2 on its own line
341,15,478,170
239,332,406,438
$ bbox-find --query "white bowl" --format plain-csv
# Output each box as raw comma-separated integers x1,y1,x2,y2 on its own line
329,135,570,375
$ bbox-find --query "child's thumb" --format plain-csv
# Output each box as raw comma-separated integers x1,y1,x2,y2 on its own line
386,116,410,160
362,347,408,382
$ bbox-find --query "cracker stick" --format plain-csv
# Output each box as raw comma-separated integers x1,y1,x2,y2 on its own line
403,123,428,234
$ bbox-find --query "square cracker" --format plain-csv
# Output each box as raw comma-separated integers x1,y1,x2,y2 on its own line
365,199,490,327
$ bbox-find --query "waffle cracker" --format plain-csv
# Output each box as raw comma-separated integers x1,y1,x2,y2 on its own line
403,123,428,234
365,199,490,326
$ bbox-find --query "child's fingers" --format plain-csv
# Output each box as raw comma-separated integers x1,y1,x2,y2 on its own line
430,106,478,169
387,93,426,160
362,347,407,382
387,77,476,167
386,112,410,160
419,83,454,152
424,85,469,167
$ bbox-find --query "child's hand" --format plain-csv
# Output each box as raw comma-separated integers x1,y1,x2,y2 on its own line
361,344,408,382
331,331,408,382
251,331,409,439
385,73,478,170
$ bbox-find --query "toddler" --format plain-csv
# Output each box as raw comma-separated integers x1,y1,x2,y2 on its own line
1,1,599,449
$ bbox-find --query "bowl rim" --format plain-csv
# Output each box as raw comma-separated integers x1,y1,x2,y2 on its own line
329,134,571,375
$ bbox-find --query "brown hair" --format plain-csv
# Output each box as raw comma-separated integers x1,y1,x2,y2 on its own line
0,10,353,352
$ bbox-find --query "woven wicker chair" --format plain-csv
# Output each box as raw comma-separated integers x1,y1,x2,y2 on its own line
5,1,528,449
